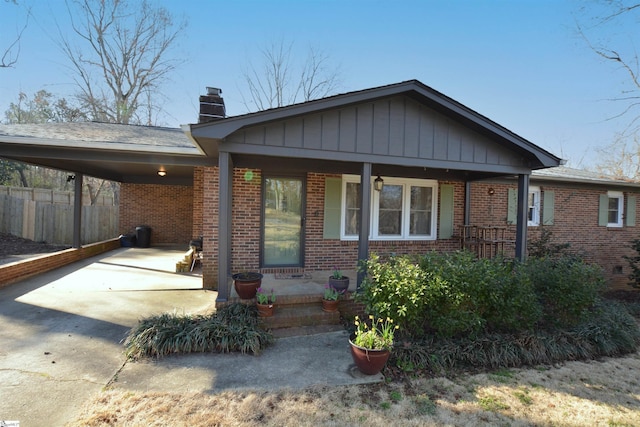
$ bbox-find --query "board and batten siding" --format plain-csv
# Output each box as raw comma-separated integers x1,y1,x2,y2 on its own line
225,96,528,170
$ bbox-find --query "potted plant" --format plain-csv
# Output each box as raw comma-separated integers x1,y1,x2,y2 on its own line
349,315,398,375
328,266,349,293
322,285,341,313
256,287,276,317
232,271,263,299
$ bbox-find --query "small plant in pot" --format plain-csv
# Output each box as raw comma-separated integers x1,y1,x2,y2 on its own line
349,315,398,375
328,266,349,293
322,285,341,313
232,271,263,299
256,287,276,317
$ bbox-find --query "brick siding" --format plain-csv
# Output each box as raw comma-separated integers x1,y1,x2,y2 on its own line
122,169,640,292
119,183,193,245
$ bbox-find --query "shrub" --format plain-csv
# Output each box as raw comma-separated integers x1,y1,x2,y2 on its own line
623,237,640,289
358,253,430,333
123,303,274,360
392,301,640,374
522,256,606,327
419,252,541,337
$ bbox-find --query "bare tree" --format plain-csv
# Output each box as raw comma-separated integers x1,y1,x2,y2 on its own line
1,0,29,68
577,2,640,135
595,135,640,179
58,0,186,125
241,40,341,111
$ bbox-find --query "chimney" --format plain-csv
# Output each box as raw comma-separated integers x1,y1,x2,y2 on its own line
198,87,226,123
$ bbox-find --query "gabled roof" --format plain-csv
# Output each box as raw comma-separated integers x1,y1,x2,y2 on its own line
187,79,562,170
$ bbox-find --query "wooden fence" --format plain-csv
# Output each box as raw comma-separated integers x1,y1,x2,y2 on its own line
0,186,115,206
0,194,119,245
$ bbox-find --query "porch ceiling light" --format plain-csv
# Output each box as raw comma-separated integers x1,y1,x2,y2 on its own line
158,169,167,177
374,175,384,191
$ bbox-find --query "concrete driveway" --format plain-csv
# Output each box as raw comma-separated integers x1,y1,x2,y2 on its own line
1,247,381,426
0,247,214,426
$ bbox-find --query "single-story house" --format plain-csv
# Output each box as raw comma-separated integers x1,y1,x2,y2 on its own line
1,80,638,300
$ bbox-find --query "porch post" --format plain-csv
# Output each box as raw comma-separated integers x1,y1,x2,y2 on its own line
217,151,233,302
73,173,83,248
464,180,471,226
357,162,373,290
515,173,529,261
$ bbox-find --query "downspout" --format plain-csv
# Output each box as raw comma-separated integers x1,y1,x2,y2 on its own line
73,173,83,248
357,163,373,290
515,173,530,261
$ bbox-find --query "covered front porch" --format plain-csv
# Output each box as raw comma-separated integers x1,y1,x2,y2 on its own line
186,81,562,303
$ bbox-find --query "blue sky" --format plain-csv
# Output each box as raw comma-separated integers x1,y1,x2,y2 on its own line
0,0,634,168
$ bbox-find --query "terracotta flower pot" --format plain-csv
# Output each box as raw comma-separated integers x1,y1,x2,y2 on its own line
232,272,263,299
349,339,391,375
257,303,274,317
322,299,339,313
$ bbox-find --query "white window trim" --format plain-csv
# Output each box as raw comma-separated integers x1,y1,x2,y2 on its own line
340,175,438,241
608,191,624,228
528,186,541,227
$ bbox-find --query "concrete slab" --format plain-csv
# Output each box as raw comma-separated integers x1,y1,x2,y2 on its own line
0,247,214,427
0,248,381,427
112,330,382,393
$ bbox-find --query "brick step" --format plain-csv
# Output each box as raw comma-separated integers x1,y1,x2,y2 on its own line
259,301,341,330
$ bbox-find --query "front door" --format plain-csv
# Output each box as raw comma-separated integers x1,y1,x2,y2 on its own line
262,175,305,267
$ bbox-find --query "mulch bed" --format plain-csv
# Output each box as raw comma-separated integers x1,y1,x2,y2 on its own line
0,232,70,260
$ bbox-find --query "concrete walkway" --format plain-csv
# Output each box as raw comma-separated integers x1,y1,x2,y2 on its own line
0,247,380,427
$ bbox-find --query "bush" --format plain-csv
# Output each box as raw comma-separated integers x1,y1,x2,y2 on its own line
358,253,430,333
123,303,274,360
392,301,640,374
522,256,606,328
419,252,541,337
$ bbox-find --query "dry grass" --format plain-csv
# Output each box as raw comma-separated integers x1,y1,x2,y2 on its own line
68,351,640,427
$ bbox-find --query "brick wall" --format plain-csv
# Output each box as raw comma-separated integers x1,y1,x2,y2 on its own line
0,238,121,288
470,180,640,289
198,169,640,291
193,167,204,239
119,183,193,245
202,166,219,289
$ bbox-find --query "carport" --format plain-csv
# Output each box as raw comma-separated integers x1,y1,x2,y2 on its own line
0,122,209,248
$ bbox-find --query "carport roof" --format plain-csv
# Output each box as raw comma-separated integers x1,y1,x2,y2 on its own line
0,122,210,185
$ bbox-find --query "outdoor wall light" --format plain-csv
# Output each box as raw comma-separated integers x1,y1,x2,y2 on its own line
488,188,495,195
374,175,384,191
157,170,167,177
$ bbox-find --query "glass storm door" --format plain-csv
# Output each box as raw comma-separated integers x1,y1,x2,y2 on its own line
262,176,305,267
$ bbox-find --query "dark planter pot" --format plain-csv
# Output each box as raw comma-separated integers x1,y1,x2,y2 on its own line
328,276,349,293
322,299,339,313
232,272,263,299
256,303,274,317
349,339,391,375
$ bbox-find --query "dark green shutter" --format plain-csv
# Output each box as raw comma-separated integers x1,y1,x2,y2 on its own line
438,184,454,239
598,194,609,226
323,177,342,239
542,191,555,225
507,188,517,225
626,195,636,227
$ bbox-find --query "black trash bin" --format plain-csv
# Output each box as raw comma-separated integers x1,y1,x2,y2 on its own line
135,225,151,248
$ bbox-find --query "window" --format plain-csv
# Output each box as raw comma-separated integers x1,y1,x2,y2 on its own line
607,191,624,227
341,175,438,240
528,186,541,226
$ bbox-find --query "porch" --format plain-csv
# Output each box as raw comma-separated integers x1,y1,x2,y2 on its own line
221,269,360,334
